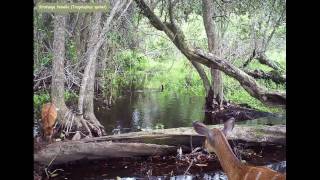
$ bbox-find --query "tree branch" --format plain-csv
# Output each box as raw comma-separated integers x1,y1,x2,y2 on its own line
255,52,284,71
244,69,286,84
264,7,286,50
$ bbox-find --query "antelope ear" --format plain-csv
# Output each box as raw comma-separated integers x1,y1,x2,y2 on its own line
222,118,235,136
193,121,211,137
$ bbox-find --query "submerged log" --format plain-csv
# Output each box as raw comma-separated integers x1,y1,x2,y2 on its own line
34,124,285,165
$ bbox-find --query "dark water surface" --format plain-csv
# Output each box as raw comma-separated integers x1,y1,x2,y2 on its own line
95,91,285,135
95,91,206,134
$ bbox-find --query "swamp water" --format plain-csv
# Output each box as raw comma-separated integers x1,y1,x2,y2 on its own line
39,91,286,179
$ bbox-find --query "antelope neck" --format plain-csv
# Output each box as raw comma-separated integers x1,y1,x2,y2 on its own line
212,130,244,177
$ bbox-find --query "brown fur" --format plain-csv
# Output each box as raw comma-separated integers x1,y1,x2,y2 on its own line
41,103,57,142
193,121,286,180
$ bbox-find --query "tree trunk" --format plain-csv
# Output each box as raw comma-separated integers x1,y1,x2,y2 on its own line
96,41,108,94
51,14,77,123
211,68,223,105
83,47,106,135
80,14,90,56
202,0,224,109
73,14,86,59
51,14,67,112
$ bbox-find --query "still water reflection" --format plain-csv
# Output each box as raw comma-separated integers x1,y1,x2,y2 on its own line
95,91,285,135
95,91,206,134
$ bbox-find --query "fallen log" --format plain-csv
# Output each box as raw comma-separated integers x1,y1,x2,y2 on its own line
34,141,176,165
83,124,286,145
34,124,285,165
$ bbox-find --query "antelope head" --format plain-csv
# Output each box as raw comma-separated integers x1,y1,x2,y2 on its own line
193,118,235,153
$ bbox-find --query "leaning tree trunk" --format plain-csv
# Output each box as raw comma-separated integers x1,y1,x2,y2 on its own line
202,0,224,109
77,12,106,137
78,0,125,115
77,12,102,116
83,45,106,135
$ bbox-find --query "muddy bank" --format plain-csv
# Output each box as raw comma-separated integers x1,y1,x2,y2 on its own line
204,103,285,125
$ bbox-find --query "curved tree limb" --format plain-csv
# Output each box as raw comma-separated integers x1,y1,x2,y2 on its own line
244,69,286,84
134,0,285,106
242,51,284,73
192,49,286,106
255,52,284,72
